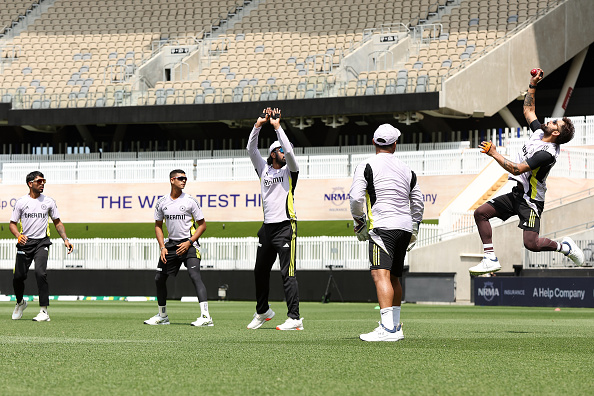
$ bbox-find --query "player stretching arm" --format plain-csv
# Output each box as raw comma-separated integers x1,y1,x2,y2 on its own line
469,68,583,275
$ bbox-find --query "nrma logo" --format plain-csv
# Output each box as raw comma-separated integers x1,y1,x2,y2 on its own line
477,281,499,302
324,187,350,207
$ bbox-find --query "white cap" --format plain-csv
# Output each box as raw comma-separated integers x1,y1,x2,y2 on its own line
373,124,401,146
269,140,281,154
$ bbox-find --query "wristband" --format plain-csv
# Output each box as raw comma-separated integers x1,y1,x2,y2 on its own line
160,246,166,250
529,84,537,89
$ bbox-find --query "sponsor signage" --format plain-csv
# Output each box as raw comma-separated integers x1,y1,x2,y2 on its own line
474,277,594,308
0,176,457,222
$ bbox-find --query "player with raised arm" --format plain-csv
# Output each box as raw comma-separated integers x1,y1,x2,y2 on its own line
10,171,73,321
246,107,303,331
350,124,424,342
144,169,212,326
469,68,584,275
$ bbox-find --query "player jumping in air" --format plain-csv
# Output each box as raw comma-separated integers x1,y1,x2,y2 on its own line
469,68,584,275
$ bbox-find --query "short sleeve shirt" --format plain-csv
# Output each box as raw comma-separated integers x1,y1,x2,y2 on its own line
154,192,204,240
10,194,59,239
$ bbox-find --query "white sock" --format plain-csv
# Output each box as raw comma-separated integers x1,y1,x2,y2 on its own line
380,307,394,330
200,301,209,317
40,306,48,314
159,305,167,317
392,306,401,327
483,243,494,256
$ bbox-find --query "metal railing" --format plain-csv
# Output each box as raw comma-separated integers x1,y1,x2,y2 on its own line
0,236,375,271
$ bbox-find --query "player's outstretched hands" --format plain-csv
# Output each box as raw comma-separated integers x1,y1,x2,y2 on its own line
65,239,74,254
530,67,544,86
353,216,369,241
256,107,270,128
479,141,496,156
270,108,281,129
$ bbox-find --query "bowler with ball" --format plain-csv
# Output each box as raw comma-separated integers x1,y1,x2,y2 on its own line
469,68,585,275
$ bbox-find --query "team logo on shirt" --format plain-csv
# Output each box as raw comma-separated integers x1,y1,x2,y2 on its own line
165,214,186,220
23,213,46,218
264,176,284,187
41,204,47,210
179,206,186,211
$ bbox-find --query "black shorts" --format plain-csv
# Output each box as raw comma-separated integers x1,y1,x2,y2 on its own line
157,239,199,276
368,228,411,277
487,185,544,233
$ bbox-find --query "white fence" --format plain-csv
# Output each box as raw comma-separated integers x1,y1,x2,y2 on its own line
0,237,369,271
0,227,440,271
3,147,591,184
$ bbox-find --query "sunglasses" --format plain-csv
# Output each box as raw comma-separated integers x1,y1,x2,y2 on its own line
275,147,284,153
173,176,188,182
31,179,46,185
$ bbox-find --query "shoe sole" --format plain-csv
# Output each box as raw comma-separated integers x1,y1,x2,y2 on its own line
276,327,304,330
469,267,501,275
191,323,214,327
144,322,170,325
32,318,51,322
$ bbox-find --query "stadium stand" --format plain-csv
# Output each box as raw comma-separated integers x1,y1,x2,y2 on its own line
0,0,568,109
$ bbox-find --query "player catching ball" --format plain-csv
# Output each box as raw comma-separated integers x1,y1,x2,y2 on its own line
469,68,584,275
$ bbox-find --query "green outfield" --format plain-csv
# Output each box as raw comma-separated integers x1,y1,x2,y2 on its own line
1,301,592,395
0,220,362,239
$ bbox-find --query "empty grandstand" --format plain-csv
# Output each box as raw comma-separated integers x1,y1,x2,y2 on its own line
0,0,592,151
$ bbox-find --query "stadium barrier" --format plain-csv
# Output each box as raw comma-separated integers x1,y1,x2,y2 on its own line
2,144,592,184
0,225,440,271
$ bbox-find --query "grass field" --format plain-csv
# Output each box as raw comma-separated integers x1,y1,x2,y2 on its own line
1,301,593,395
0,220,359,239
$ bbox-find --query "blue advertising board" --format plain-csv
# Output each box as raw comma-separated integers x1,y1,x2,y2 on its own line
474,277,594,307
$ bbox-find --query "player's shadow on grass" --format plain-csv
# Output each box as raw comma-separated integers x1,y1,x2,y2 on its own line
506,330,533,334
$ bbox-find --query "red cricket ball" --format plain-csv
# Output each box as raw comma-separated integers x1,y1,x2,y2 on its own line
531,68,539,77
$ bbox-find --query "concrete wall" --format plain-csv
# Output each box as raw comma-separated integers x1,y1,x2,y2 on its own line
441,0,594,116
409,193,594,302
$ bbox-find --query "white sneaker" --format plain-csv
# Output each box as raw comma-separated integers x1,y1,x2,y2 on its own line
247,308,275,329
562,237,585,266
276,317,304,331
12,300,27,320
191,315,214,327
144,314,170,325
360,322,404,342
469,255,501,275
32,311,51,322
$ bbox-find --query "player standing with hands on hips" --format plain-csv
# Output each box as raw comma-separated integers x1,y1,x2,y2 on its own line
246,107,303,331
469,68,584,275
350,125,424,341
144,169,213,326
10,171,73,321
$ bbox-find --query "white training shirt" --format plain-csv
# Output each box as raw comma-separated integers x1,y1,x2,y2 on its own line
247,125,299,224
154,192,204,240
350,153,424,231
509,121,559,207
10,194,60,239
